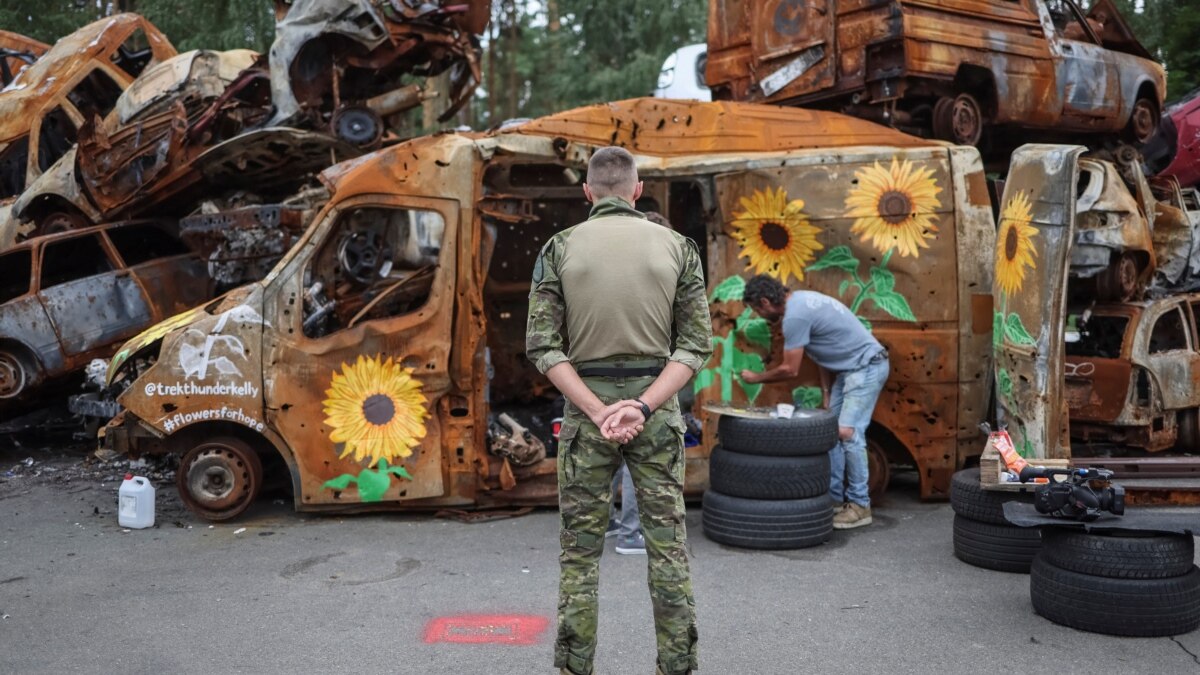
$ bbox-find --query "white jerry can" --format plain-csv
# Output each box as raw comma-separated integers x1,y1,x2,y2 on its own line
118,474,156,529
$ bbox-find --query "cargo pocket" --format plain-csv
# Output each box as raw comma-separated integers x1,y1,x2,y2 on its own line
557,420,580,484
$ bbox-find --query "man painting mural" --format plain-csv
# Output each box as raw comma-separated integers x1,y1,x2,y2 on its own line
741,274,889,530
527,146,711,675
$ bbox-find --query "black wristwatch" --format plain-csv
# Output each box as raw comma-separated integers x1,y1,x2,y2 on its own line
634,398,652,419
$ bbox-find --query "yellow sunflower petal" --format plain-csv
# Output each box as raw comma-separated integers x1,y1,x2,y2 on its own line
322,354,429,467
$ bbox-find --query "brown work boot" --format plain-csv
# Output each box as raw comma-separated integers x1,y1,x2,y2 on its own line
832,502,872,529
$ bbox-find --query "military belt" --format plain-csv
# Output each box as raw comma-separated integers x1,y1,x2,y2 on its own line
575,357,665,378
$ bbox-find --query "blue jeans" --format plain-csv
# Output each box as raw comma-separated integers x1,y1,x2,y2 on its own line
828,357,889,508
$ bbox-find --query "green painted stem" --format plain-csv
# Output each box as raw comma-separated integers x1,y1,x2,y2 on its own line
849,249,894,313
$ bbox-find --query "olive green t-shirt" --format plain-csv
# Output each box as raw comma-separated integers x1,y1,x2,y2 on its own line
526,197,712,373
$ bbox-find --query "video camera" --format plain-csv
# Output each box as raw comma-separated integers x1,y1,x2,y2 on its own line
1019,465,1125,521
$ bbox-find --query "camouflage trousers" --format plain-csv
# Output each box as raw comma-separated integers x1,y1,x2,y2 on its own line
555,374,698,675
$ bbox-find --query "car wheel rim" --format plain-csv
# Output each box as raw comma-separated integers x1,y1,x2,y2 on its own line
0,353,26,399
180,445,256,515
951,95,982,146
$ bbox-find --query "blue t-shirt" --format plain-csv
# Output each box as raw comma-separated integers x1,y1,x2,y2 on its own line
782,291,883,373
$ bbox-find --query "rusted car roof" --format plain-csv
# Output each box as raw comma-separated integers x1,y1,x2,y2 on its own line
0,14,176,144
320,98,938,194
0,30,48,84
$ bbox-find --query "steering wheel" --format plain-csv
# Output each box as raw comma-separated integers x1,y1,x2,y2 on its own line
337,231,391,285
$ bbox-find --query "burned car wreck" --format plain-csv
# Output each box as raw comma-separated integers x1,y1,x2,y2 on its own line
0,220,211,418
0,14,177,249
268,0,489,145
705,0,1165,148
0,30,47,86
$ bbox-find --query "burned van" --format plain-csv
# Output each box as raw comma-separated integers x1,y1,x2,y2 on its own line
100,99,995,519
705,0,1165,147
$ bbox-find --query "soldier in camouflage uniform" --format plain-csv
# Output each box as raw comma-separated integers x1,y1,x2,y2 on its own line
527,146,712,675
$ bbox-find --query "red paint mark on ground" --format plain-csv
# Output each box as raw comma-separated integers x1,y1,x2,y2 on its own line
423,614,550,645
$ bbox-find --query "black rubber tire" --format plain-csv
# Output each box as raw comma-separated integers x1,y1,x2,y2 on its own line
1031,557,1200,637
950,467,1034,525
709,445,830,500
952,515,1042,573
1041,529,1195,580
717,410,838,457
702,489,832,550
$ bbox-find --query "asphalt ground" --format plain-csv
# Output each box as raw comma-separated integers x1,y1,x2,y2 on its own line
2,451,1200,675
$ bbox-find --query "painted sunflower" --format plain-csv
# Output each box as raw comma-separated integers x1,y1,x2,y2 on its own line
324,355,429,466
729,186,823,283
845,158,941,258
996,190,1038,296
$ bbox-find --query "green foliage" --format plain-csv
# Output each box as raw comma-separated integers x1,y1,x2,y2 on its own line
806,246,859,274
792,386,823,409
1108,0,1200,100
1003,312,1037,346
710,275,746,303
0,1,275,53
322,459,414,503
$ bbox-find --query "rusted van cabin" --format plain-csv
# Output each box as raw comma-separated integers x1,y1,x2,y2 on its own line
101,99,994,520
705,0,1165,146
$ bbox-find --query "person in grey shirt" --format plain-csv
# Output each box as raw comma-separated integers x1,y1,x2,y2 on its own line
740,274,889,529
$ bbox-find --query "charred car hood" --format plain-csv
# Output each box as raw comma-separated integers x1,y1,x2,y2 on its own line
106,284,263,385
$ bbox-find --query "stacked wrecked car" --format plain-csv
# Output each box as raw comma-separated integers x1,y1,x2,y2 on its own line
0,3,488,428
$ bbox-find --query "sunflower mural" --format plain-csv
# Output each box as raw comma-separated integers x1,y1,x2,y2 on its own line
846,158,941,259
992,189,1041,457
804,158,935,323
995,190,1038,297
321,355,429,502
729,186,823,284
993,190,1039,349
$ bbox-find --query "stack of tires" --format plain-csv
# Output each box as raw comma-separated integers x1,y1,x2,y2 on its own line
1031,529,1200,636
950,467,1040,572
702,411,838,550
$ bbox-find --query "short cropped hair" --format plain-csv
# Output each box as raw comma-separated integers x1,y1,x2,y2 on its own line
586,146,638,197
743,274,788,307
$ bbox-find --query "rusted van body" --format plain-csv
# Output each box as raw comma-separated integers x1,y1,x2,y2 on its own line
99,99,994,519
0,15,176,249
705,0,1165,146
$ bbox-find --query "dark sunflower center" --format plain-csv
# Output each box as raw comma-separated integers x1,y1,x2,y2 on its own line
362,393,397,426
878,190,913,225
759,221,790,251
1005,225,1019,261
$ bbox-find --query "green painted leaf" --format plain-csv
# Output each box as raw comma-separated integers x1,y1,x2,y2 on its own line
858,316,873,331
869,266,896,294
871,290,916,322
792,386,823,409
837,279,850,297
355,468,392,502
997,368,1013,400
740,317,772,349
322,474,356,491
807,246,860,273
387,465,415,481
711,275,746,303
693,368,717,394
731,350,765,402
1004,312,1037,346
